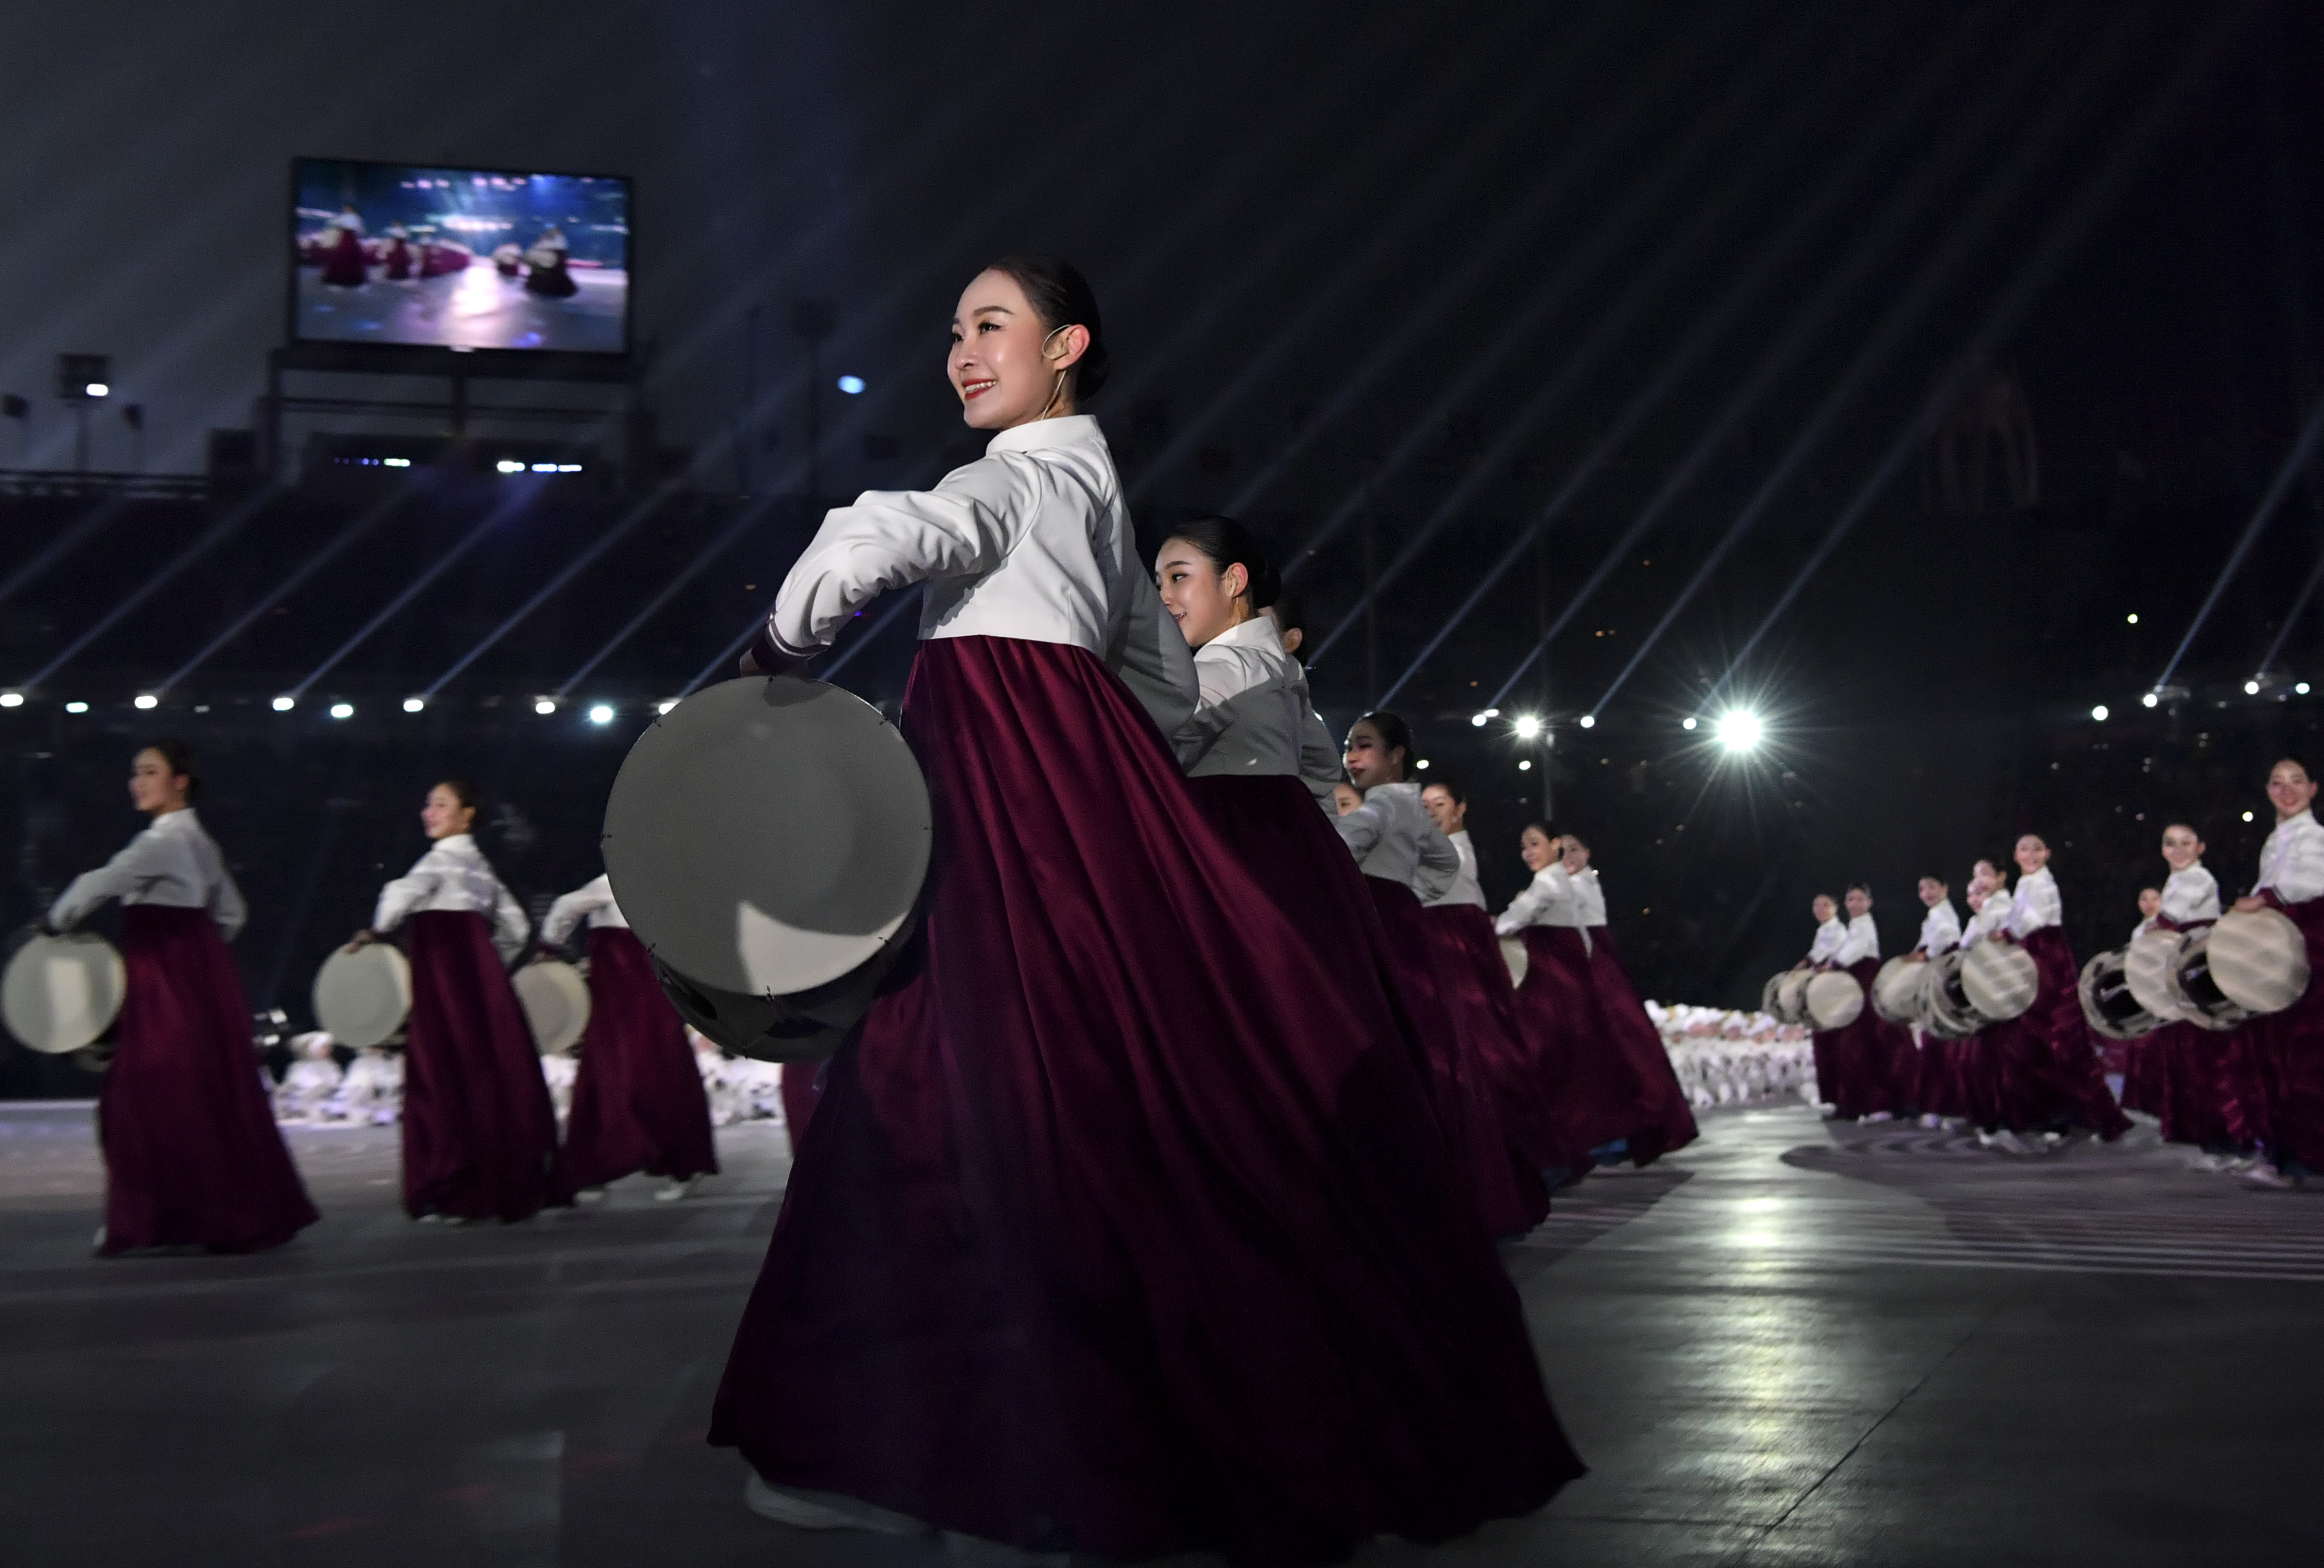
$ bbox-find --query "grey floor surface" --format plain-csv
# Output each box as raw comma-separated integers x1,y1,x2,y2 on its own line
1,1099,2314,1566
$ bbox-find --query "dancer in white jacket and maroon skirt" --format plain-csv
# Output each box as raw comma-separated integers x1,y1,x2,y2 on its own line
353,780,566,1222
50,740,316,1255
539,873,717,1200
2224,761,2324,1188
1991,837,2130,1142
709,256,1578,1561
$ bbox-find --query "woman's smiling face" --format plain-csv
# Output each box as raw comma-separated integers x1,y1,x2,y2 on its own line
947,269,1086,431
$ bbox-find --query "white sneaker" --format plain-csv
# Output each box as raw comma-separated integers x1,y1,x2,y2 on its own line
2244,1163,2301,1190
574,1186,611,1206
653,1176,697,1203
1919,1113,1943,1130
1988,1131,2032,1156
743,1473,929,1535
1866,1111,1895,1123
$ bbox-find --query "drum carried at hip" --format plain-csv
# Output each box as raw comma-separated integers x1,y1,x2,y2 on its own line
1902,941,2039,1039
601,675,932,1062
2,931,127,1056
1760,967,1866,1030
2088,907,2312,1036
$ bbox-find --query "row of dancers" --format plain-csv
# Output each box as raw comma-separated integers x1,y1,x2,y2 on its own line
40,750,740,1254
1791,763,2324,1188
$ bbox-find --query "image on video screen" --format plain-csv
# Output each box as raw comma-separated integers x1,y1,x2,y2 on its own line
293,158,630,355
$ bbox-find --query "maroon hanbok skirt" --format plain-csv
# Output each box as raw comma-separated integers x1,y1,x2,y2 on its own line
2118,1029,2166,1114
2150,1021,2237,1148
1182,774,1546,1216
1512,925,1669,1165
1425,903,1581,1177
1582,925,1699,1160
1972,932,2129,1137
2221,893,2324,1169
318,229,367,286
400,911,567,1221
561,927,718,1189
709,636,1578,1563
1364,876,1546,1237
1816,959,1912,1119
96,906,317,1254
1915,1027,1964,1120
779,1061,821,1146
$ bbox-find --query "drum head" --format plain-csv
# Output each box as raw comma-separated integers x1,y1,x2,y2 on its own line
1500,936,1528,989
603,676,931,1002
2163,926,2248,1032
1774,970,1812,1026
1916,948,1979,1039
514,960,591,1054
2204,907,2311,1016
2124,929,2189,1021
1761,972,1786,1018
2,932,126,1054
313,944,412,1049
1806,969,1865,1030
1961,941,2038,1021
1870,956,1926,1025
2077,949,2157,1041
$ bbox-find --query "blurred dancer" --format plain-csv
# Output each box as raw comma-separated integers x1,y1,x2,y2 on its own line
381,222,413,280
539,873,717,1201
1563,834,1698,1158
50,741,316,1255
2225,761,2324,1188
317,206,367,287
2131,826,2237,1160
712,256,1578,1560
1798,893,1845,1108
1341,713,1544,1235
1908,875,1963,1128
523,226,578,297
1998,835,2130,1143
351,780,565,1222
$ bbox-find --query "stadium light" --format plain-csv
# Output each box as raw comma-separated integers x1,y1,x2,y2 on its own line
1716,709,1763,752
2245,680,2262,695
588,704,614,724
85,383,109,399
837,375,865,394
1578,714,1596,730
133,693,157,710
1681,716,1698,731
656,699,677,715
402,697,425,713
533,698,557,716
2300,683,2313,696
2126,612,2138,624
1415,758,1429,770
2091,704,2109,721
1518,759,1532,771
271,695,295,711
2141,692,2159,708
64,702,88,714
328,702,354,719
1512,714,1542,740
0,693,20,708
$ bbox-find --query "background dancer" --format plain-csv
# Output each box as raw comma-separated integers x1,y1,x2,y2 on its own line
1340,711,1545,1236
2135,826,2235,1164
351,780,565,1223
538,872,717,1202
2000,835,2131,1145
1798,893,1846,1110
1562,834,1698,1159
1835,885,1910,1122
49,741,316,1256
711,256,1578,1561
1907,875,1963,1129
2226,761,2324,1189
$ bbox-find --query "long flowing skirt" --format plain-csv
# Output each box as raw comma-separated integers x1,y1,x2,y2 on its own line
1183,774,1548,1220
1915,1027,1963,1119
1817,959,1912,1119
2220,893,2324,1169
1363,876,1545,1236
561,928,718,1187
97,906,317,1254
400,910,567,1220
709,636,1579,1563
1425,902,1581,1176
1582,926,1699,1161
1510,926,1675,1165
1970,933,2128,1137
2152,1020,2237,1148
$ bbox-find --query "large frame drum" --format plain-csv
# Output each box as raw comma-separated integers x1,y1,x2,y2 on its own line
1870,956,1929,1026
2,931,126,1055
2159,908,2310,1031
1762,970,1813,1026
1913,947,1982,1039
603,675,932,1062
1959,940,2038,1021
313,943,413,1048
1805,969,1865,1030
513,959,592,1054
2077,947,2159,1041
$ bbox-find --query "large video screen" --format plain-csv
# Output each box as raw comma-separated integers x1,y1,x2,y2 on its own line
292,157,630,355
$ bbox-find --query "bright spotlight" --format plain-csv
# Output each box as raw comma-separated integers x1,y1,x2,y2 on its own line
587,704,614,724
85,382,109,398
2126,613,2139,624
1517,759,1532,771
64,702,89,714
656,700,677,715
133,693,158,710
271,695,295,711
0,693,20,708
2299,683,2313,696
2091,705,2109,722
533,698,557,716
2245,810,2256,823
328,702,354,719
1470,712,1488,728
1578,714,1596,730
495,459,526,474
2245,680,2262,695
836,375,865,395
1681,716,1698,731
402,697,425,713
1715,710,1763,752
2141,692,2159,708
1512,714,1542,740
1414,757,1429,770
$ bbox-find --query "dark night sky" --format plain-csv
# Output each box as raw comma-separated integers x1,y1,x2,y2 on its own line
4,1,2324,1023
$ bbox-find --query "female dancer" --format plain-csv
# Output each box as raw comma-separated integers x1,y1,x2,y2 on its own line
1829,885,1907,1121
351,780,565,1222
1907,875,1963,1129
1338,715,1545,1236
712,257,1579,1560
1562,834,1698,1157
2129,826,2236,1158
1419,776,1577,1187
2226,759,2324,1188
1997,835,2130,1142
539,873,717,1201
1798,893,1845,1109
49,741,316,1255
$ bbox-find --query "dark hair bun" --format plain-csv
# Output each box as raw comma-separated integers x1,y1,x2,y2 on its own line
1164,515,1280,610
986,253,1108,401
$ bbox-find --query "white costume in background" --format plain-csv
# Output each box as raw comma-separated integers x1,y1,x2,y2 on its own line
50,807,245,939
1334,782,1459,903
2158,863,2220,924
1496,863,1591,951
2005,866,2063,939
1175,616,1311,777
1960,888,2013,949
2257,810,2324,903
1916,899,1962,956
1805,916,1847,966
1832,912,1880,967
1425,829,1487,911
767,414,1197,736
540,873,628,946
372,833,529,962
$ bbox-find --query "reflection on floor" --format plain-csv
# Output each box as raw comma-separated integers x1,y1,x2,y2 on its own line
1,1101,2313,1565
295,267,626,353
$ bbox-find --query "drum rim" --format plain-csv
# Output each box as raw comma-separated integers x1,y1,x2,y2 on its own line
312,942,413,1049
512,958,592,1054
1,931,127,1055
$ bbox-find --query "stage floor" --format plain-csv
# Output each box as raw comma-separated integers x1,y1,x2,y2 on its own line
1,1102,2315,1565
